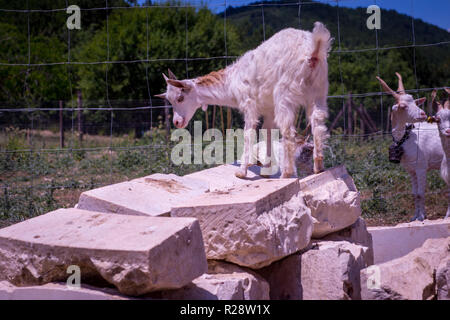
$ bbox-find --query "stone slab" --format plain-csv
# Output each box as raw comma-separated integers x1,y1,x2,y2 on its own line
0,208,207,296
259,240,371,300
360,237,450,300
322,217,374,265
299,165,361,238
436,259,450,300
77,173,209,217
368,218,450,264
152,261,270,300
184,164,264,191
171,179,313,269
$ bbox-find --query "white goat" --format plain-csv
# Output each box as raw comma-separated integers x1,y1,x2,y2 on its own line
377,73,444,221
156,22,332,178
431,88,450,218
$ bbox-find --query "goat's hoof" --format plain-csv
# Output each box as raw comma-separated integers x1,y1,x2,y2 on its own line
281,172,294,179
410,215,425,222
235,170,247,179
313,158,324,174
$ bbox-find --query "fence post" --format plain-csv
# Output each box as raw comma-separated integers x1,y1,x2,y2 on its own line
77,90,83,143
386,107,391,133
347,93,353,136
165,105,170,142
59,100,64,148
220,106,225,136
205,107,209,130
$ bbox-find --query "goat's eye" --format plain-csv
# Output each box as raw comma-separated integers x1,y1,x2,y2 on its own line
177,96,184,103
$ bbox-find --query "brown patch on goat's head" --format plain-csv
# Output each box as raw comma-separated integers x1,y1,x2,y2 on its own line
196,69,226,86
309,57,318,69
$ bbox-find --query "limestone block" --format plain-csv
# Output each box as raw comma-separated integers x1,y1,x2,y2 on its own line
299,166,361,238
368,218,450,264
436,259,450,300
360,237,450,300
77,173,209,217
171,179,313,269
0,208,207,296
259,240,371,300
155,261,269,300
322,217,374,265
184,164,264,191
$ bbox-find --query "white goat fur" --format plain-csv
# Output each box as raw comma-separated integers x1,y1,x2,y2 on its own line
157,22,332,178
434,90,450,218
377,74,447,221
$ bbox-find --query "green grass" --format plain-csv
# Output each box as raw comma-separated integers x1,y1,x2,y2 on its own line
0,127,448,228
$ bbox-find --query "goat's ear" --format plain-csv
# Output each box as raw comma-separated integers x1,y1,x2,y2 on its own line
414,97,426,107
154,93,167,99
167,79,192,92
201,104,208,112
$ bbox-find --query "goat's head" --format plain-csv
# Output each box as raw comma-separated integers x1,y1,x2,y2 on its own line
431,88,450,138
376,73,427,124
155,69,204,129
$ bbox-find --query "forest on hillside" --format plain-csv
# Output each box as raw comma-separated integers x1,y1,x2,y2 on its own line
0,0,449,134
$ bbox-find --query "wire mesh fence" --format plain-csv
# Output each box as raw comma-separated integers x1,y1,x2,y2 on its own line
0,0,449,227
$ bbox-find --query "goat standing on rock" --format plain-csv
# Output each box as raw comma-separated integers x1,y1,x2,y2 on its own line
156,22,332,178
377,73,448,221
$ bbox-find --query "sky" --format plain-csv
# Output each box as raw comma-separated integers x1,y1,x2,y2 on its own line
149,0,450,31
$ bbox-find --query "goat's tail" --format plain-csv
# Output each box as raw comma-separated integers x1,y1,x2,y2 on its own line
311,22,332,62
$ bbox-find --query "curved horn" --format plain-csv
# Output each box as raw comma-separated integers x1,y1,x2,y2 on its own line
395,72,406,95
168,69,177,80
376,76,399,100
431,90,437,106
154,93,167,100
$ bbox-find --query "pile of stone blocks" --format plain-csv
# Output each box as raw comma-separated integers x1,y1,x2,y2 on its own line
360,237,449,300
0,164,375,300
358,219,450,300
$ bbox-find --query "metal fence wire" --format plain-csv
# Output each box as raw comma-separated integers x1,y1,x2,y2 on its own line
0,0,449,227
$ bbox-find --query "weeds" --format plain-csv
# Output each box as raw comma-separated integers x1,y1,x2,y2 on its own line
0,128,448,227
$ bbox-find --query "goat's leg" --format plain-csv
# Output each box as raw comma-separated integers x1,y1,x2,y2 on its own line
260,117,276,177
441,158,450,219
310,102,329,174
274,104,297,178
445,185,450,219
235,115,258,179
414,169,427,221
